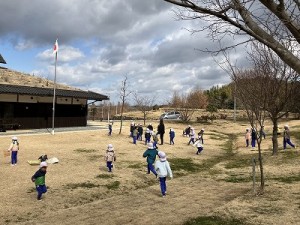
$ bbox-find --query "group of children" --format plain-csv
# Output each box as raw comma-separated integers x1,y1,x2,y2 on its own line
244,124,296,150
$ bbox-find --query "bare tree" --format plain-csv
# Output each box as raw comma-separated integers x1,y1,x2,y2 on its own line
170,88,207,122
247,44,299,155
133,92,156,125
119,76,131,134
232,68,267,194
163,0,300,74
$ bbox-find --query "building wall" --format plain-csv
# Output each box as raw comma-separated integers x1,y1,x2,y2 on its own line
0,102,87,129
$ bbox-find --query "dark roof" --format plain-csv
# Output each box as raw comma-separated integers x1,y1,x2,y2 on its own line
0,84,109,101
0,54,6,64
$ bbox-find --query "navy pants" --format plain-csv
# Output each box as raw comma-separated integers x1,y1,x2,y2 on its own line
108,128,112,135
107,161,113,172
159,177,167,196
153,141,157,149
145,137,150,145
246,139,249,147
147,163,157,176
11,151,18,164
133,136,137,144
283,138,295,149
36,185,47,200
196,147,203,154
170,138,174,145
188,138,195,145
251,139,256,147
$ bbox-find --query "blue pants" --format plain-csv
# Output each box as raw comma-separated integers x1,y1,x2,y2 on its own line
284,138,295,149
170,138,174,145
246,139,249,147
145,137,150,145
36,185,47,200
251,139,256,147
107,161,113,172
133,136,137,144
159,177,167,196
108,128,112,135
147,163,157,176
188,138,195,145
153,141,157,149
11,151,18,164
196,147,203,154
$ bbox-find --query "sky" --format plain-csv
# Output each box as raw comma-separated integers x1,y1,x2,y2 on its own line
0,0,249,105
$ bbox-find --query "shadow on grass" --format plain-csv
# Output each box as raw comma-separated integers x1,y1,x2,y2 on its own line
183,215,249,225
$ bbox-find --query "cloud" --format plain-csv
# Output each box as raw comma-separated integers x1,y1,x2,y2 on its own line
0,0,249,104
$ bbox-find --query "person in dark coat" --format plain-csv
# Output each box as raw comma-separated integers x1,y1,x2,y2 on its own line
157,119,165,145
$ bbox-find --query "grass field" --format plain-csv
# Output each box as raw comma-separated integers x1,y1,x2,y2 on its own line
0,118,299,225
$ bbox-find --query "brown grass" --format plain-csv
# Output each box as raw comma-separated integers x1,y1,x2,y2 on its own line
0,119,300,225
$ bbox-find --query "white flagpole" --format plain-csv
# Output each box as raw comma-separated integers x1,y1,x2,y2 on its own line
52,40,58,135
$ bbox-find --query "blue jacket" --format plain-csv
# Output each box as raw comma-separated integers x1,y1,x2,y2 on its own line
169,131,175,138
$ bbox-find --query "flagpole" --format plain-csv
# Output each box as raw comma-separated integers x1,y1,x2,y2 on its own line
52,50,58,135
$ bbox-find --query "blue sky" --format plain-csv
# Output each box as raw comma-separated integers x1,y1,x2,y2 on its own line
0,0,248,104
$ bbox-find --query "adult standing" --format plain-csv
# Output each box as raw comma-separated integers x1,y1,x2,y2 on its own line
157,119,165,145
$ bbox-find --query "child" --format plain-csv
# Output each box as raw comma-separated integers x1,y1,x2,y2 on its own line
245,128,251,147
145,128,151,145
132,126,138,145
188,127,195,145
152,132,159,149
251,128,257,148
142,142,158,177
283,125,296,149
7,136,19,166
183,125,191,137
31,161,48,201
108,123,112,136
138,124,143,141
155,151,173,197
194,139,203,154
104,144,116,172
169,128,175,145
198,128,204,144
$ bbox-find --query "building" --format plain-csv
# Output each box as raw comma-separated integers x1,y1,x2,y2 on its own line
0,65,108,130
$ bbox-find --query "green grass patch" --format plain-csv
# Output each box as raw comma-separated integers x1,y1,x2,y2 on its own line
65,182,100,189
128,163,144,169
95,174,114,179
74,148,97,153
224,174,252,183
223,134,237,157
225,154,256,169
183,215,248,225
168,158,200,173
271,175,300,184
105,181,120,190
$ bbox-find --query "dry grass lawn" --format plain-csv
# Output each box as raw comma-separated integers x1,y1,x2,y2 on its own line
0,119,300,225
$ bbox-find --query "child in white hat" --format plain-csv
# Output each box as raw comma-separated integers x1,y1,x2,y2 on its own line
7,136,19,166
104,144,116,172
155,151,173,197
169,128,175,145
31,162,48,200
283,125,296,149
142,142,158,177
194,139,204,155
188,128,195,145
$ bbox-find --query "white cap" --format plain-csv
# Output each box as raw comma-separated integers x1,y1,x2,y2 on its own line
12,136,18,140
40,162,48,168
147,142,154,149
284,124,289,128
107,144,114,151
158,151,167,161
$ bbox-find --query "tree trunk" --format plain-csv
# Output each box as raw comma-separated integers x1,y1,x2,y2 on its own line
119,99,125,135
272,118,279,155
143,112,146,126
257,140,264,194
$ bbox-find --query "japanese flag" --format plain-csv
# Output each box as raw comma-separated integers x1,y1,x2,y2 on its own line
53,39,59,54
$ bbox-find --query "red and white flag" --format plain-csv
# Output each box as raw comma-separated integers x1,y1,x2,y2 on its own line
53,39,59,54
